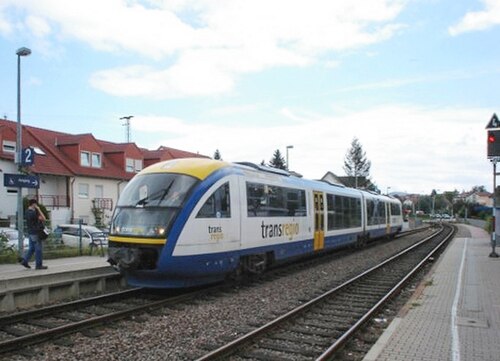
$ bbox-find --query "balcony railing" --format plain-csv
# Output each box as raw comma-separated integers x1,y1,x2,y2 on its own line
38,195,70,209
92,198,113,211
36,195,113,211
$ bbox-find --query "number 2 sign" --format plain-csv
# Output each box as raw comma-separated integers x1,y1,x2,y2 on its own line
22,147,35,166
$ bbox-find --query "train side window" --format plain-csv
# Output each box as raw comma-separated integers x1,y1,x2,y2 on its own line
326,194,361,230
196,182,231,218
390,203,401,216
367,199,377,225
247,182,306,217
377,202,386,223
326,194,335,230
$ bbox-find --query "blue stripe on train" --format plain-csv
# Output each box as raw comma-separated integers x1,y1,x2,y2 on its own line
128,230,364,288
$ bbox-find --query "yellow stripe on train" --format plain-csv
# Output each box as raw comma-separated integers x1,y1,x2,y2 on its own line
110,236,167,245
140,158,230,180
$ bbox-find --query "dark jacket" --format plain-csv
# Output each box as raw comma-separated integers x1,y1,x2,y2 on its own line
26,208,42,235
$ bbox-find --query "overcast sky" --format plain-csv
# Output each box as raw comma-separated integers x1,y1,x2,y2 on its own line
0,0,499,195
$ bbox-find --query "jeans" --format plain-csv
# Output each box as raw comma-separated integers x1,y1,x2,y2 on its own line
23,233,43,268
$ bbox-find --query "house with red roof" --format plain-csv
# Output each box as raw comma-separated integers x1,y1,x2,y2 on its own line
0,119,208,228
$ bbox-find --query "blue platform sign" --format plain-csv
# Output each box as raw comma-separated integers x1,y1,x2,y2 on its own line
3,173,40,189
21,147,35,166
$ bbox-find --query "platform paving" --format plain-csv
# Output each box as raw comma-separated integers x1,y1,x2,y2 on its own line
363,224,500,361
0,256,124,312
0,256,111,282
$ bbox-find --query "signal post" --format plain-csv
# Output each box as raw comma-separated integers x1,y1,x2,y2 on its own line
486,113,500,257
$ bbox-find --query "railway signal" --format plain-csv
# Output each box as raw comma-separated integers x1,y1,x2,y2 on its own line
487,114,500,158
486,113,500,257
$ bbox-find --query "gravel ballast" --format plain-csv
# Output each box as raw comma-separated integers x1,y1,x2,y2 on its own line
2,228,440,361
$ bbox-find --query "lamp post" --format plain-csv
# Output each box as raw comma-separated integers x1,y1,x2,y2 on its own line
16,47,31,251
386,186,391,195
286,145,294,170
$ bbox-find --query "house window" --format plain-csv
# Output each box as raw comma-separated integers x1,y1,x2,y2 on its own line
92,153,102,168
126,158,134,172
126,158,143,173
95,185,103,198
80,151,90,167
33,147,46,155
134,159,143,172
78,183,89,198
2,140,16,153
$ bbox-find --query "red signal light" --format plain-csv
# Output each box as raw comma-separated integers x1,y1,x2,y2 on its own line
489,133,496,143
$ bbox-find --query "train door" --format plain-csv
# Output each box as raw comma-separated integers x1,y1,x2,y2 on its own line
385,202,391,235
313,191,325,251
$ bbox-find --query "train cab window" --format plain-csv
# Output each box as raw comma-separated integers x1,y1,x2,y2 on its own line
110,173,198,238
197,182,231,218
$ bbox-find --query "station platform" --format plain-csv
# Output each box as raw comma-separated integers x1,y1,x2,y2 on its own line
364,224,500,361
0,256,124,312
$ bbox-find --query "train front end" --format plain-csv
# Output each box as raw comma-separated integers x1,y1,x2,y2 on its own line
107,158,229,288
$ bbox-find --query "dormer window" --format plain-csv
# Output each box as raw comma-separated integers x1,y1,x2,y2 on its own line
2,140,16,153
126,158,143,173
81,151,102,168
135,159,143,172
80,151,90,166
92,153,101,168
126,158,134,172
33,147,46,155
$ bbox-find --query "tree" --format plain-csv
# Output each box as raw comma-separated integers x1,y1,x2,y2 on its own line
213,149,222,160
471,185,486,193
269,149,286,170
343,138,372,189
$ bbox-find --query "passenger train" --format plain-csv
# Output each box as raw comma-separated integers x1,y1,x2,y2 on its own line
108,158,403,288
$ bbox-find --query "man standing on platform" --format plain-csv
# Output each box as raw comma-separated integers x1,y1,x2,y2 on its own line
19,199,47,270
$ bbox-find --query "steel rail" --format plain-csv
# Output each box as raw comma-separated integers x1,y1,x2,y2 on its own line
0,286,217,354
195,224,453,361
0,288,142,325
316,224,455,360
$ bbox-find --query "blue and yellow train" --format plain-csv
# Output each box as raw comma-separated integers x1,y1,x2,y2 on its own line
108,158,403,288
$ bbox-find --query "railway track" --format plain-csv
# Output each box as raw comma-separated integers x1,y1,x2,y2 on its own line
196,223,455,361
0,225,436,358
0,287,211,355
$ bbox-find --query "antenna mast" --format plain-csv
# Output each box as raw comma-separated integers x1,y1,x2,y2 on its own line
120,115,134,142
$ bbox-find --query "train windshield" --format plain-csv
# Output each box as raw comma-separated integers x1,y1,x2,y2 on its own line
110,173,198,238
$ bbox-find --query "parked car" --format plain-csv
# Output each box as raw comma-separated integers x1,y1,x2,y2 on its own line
53,224,109,248
0,227,29,250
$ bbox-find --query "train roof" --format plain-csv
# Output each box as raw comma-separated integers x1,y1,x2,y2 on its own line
140,157,231,179
139,158,400,203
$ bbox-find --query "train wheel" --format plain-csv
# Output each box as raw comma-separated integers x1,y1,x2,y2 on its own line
241,253,268,274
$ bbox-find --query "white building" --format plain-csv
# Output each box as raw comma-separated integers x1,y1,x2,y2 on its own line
0,119,207,228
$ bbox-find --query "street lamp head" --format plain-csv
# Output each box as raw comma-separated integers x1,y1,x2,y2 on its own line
16,47,31,57
286,145,294,149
